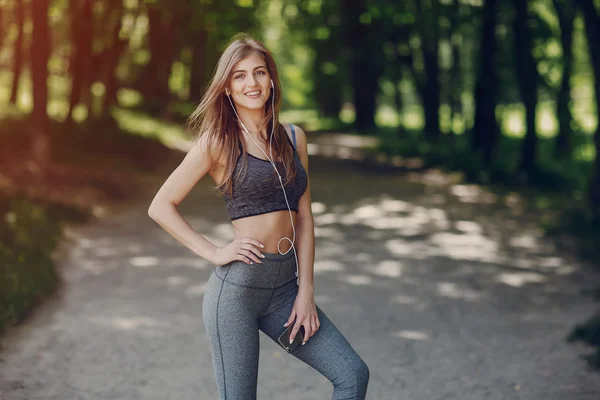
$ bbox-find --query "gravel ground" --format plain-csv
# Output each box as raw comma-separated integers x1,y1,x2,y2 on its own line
1,138,599,400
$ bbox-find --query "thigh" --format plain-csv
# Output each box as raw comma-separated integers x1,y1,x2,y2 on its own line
203,272,265,400
258,285,366,383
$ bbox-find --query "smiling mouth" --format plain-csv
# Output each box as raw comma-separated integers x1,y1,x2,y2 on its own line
245,90,261,98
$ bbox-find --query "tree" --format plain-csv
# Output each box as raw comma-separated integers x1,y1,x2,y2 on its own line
30,0,51,166
99,0,128,117
514,0,540,174
553,0,577,159
340,0,384,132
66,0,93,124
471,0,500,163
576,0,600,210
9,0,25,105
414,0,441,141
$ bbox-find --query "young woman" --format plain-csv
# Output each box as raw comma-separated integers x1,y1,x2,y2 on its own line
148,33,370,400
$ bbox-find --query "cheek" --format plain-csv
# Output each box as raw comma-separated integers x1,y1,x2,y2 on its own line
231,77,244,88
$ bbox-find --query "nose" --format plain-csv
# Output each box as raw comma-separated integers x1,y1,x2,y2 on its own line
248,74,259,87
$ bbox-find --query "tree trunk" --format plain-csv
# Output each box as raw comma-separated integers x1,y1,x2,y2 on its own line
471,0,499,163
411,0,441,141
101,2,127,116
577,0,600,210
553,0,576,159
30,0,51,167
341,0,381,132
67,0,93,124
514,0,539,173
422,50,441,141
313,40,343,119
352,59,379,131
0,7,4,52
9,0,25,105
141,5,178,109
448,0,463,136
189,28,208,102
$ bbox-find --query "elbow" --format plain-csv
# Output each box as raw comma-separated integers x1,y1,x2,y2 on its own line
148,201,173,222
148,206,159,221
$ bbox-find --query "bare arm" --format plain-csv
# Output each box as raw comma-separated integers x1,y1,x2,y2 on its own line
147,136,220,264
283,124,321,344
292,125,316,294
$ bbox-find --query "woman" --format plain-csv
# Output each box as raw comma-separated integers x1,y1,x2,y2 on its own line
148,33,369,399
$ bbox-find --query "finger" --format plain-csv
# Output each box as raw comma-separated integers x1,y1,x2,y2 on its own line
239,249,261,264
305,323,314,339
314,316,320,331
243,237,265,250
240,243,264,260
289,323,299,344
301,324,310,345
305,319,317,340
283,311,296,328
237,254,253,265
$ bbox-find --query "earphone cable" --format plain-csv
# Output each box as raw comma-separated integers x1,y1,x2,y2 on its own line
225,83,300,284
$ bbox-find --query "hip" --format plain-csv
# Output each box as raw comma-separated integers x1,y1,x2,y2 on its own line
212,249,298,289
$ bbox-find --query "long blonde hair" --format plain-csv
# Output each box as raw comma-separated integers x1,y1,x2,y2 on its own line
186,33,298,197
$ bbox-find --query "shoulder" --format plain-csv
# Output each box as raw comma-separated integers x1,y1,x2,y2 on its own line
190,133,223,169
284,123,309,169
284,123,307,150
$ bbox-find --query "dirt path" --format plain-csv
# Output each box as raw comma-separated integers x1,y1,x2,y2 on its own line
1,135,599,399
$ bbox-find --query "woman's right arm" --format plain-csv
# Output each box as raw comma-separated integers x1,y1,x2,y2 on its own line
147,137,265,266
147,137,221,264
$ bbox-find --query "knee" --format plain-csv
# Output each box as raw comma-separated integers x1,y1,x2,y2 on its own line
335,357,370,391
355,358,370,386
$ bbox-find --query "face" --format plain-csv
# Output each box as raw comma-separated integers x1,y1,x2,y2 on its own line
226,52,272,110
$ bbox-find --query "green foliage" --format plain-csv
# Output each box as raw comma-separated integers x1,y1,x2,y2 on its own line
0,193,79,334
567,314,600,370
545,205,600,262
373,129,586,192
374,128,600,266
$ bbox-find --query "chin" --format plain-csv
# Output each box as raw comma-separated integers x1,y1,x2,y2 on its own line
239,99,268,110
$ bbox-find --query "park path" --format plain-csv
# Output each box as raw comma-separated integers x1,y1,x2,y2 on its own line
1,133,600,400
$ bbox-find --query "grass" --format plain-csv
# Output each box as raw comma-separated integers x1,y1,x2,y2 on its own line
0,192,88,335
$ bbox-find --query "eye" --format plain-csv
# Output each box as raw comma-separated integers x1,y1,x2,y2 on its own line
256,70,266,75
235,74,244,80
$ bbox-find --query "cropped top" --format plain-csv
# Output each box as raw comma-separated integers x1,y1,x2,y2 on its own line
223,124,308,221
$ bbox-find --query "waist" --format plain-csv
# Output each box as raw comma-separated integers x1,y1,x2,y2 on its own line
214,250,297,289
231,210,298,254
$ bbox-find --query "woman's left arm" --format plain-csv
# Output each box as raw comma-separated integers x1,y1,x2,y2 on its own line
284,124,321,345
294,125,315,294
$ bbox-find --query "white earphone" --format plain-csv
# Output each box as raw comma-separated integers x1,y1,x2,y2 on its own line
225,78,300,285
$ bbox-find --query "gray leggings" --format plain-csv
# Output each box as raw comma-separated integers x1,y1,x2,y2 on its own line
202,250,370,399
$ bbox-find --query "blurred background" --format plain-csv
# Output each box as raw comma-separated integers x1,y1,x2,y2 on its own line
1,0,600,379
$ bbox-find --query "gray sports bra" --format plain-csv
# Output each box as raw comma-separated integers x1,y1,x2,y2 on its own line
223,124,308,221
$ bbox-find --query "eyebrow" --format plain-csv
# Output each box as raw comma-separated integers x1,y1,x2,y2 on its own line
232,66,267,74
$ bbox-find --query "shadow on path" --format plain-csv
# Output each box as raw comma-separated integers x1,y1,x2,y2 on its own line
1,134,599,400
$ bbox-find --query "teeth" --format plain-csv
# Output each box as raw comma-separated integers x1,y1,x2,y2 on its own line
246,91,260,96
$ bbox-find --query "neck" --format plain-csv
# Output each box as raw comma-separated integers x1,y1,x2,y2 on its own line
235,105,268,140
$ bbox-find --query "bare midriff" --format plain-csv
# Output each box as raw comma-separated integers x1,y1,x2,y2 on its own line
232,210,298,254
209,144,299,255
